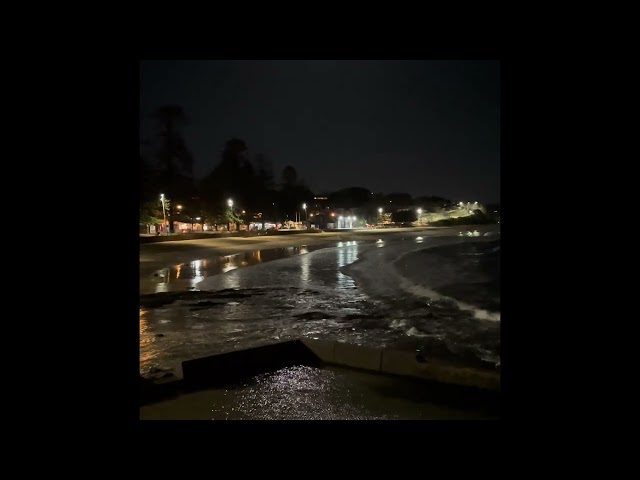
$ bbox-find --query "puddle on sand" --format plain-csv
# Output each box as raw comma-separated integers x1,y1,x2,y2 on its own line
140,244,327,295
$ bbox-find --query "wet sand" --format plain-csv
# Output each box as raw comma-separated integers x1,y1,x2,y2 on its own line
140,226,465,277
140,225,500,377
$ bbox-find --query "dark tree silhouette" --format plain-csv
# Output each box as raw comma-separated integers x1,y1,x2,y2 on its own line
281,165,298,187
151,105,195,232
278,165,312,221
392,209,418,223
200,138,259,230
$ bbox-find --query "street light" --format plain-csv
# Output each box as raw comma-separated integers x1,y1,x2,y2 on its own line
227,199,234,232
378,208,383,214
160,194,167,235
302,203,307,225
177,205,183,210
417,208,422,215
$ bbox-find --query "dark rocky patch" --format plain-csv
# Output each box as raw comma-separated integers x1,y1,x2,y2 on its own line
189,300,225,311
293,311,334,320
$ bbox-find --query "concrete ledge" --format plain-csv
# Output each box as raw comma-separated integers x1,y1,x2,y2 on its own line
381,349,422,377
301,338,336,363
140,339,500,406
333,342,382,372
304,339,500,392
181,340,322,388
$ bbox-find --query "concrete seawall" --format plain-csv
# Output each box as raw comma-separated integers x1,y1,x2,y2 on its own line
141,339,500,407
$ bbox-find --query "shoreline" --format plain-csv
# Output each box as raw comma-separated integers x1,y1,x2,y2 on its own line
140,226,483,278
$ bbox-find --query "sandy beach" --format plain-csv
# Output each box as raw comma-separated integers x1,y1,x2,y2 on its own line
140,226,472,277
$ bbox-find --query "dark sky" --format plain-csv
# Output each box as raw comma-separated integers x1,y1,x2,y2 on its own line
140,60,500,204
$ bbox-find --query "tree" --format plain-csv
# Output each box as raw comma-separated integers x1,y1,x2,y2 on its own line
278,165,313,222
140,200,163,228
281,165,298,187
201,139,247,220
254,153,276,229
151,105,195,232
255,153,275,191
392,209,417,223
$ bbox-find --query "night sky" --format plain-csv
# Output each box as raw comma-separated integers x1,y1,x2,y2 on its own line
140,60,500,204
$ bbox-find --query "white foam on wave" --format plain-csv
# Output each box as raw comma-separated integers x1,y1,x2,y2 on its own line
406,326,430,337
389,319,409,329
394,250,501,323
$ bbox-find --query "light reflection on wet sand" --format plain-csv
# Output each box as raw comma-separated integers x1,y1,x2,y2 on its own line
140,246,324,295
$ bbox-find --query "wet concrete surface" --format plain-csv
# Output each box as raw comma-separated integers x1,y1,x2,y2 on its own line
140,365,498,420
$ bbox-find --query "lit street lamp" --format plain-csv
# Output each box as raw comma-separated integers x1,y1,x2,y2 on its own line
227,199,234,231
160,194,167,235
302,203,307,226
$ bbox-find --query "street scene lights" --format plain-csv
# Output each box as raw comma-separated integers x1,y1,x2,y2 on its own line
378,207,383,214
160,193,167,235
302,203,307,225
227,199,234,232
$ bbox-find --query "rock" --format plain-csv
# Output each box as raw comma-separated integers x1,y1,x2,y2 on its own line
294,311,334,320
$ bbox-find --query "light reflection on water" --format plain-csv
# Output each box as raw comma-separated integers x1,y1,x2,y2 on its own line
140,308,154,365
301,249,310,284
337,241,358,289
143,246,322,295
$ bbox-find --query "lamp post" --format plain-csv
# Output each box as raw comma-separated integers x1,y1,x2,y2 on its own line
417,208,422,226
302,203,307,228
227,198,233,231
160,194,167,235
